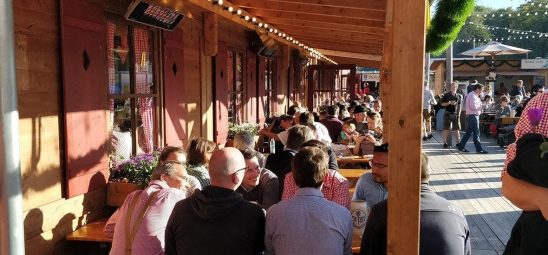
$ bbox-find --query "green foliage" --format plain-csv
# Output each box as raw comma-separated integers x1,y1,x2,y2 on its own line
228,122,260,138
453,0,548,58
109,150,161,188
426,0,475,55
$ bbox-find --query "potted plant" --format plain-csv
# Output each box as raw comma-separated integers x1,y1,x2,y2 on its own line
107,150,160,206
227,122,260,147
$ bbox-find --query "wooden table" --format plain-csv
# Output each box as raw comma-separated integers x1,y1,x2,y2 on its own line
499,117,520,125
66,218,112,242
340,168,371,188
336,155,372,164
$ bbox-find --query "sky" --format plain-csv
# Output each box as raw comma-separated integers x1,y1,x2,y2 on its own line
475,0,528,9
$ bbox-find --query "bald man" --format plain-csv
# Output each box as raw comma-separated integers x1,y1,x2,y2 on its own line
165,148,266,255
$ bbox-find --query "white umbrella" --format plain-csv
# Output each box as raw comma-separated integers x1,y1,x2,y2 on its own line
460,41,531,58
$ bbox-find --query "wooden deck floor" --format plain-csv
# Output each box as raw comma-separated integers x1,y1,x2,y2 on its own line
423,131,520,255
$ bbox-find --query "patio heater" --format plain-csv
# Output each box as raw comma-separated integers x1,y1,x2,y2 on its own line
125,0,185,31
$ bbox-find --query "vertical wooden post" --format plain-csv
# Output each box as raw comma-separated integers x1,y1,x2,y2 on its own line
278,44,290,113
203,12,218,57
386,0,427,254
380,0,394,144
200,32,214,141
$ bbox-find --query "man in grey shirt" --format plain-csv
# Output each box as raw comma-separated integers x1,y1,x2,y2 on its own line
236,149,279,210
360,152,471,255
265,147,352,255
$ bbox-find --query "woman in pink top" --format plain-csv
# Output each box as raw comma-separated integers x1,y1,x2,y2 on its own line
105,160,200,255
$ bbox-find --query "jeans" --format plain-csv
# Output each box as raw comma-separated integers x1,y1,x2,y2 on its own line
458,115,483,152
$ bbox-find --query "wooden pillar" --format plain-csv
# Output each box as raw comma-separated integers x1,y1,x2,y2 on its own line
203,12,218,57
385,0,427,254
200,32,214,141
278,44,290,114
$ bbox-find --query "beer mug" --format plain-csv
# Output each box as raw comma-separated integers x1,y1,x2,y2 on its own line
351,200,370,240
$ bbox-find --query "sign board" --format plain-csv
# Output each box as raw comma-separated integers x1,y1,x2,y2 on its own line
521,59,548,69
361,73,380,82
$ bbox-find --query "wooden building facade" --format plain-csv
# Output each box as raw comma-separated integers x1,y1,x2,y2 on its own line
8,0,429,254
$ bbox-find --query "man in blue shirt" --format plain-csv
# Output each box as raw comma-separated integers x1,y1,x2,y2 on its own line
265,147,352,255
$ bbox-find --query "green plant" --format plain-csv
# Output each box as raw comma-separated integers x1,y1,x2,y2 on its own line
426,0,475,55
228,122,260,138
109,150,160,188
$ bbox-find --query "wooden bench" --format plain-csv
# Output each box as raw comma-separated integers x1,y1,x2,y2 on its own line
336,155,372,164
66,218,112,243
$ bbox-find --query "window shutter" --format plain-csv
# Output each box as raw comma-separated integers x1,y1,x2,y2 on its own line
61,0,109,197
214,43,229,145
163,29,186,146
246,50,258,124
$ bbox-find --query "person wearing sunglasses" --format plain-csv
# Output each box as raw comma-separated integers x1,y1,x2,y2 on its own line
165,147,265,255
236,149,279,210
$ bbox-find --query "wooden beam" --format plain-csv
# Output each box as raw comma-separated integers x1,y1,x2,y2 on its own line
203,12,218,56
274,24,385,40
318,49,382,62
386,0,426,255
284,30,384,42
299,38,384,50
298,40,382,55
330,56,381,68
270,0,387,11
251,9,385,28
231,0,386,21
262,17,385,35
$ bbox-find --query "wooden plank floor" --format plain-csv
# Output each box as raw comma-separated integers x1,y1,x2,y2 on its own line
422,131,520,255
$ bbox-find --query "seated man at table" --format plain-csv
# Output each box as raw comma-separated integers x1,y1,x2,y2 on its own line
165,148,265,255
233,130,266,167
360,152,471,255
107,161,200,255
282,140,350,209
352,144,388,208
265,125,315,198
237,148,279,210
266,147,352,255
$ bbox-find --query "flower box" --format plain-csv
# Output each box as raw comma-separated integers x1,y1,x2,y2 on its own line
106,182,140,207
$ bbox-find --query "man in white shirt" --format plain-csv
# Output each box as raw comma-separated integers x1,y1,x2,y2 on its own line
457,84,488,154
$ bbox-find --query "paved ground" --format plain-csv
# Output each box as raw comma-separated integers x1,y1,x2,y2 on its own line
423,131,520,255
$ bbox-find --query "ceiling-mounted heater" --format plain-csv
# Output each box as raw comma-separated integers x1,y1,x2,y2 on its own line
125,0,184,31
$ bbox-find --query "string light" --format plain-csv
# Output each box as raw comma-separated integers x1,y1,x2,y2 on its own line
210,0,337,64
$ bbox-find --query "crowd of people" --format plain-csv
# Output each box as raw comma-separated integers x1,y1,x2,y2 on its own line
426,79,545,151
99,92,482,255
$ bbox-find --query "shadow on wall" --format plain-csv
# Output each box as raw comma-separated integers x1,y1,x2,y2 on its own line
24,182,112,255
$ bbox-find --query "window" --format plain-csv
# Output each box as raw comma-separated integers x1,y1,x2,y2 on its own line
227,49,245,124
107,19,158,163
263,58,276,118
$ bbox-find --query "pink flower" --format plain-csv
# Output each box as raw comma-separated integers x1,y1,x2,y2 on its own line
527,107,544,127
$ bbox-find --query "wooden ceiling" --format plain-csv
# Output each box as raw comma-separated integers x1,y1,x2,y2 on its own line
230,0,387,67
